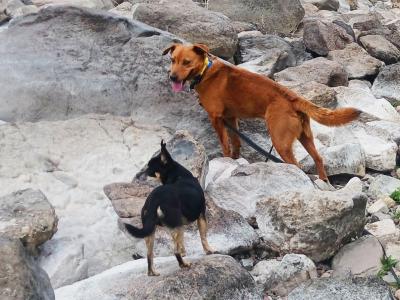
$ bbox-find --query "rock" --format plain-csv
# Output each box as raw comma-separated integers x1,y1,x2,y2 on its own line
289,81,337,108
7,4,38,18
204,157,249,188
274,57,348,87
332,235,383,277
396,289,400,300
132,0,237,59
386,242,400,271
367,198,389,214
236,34,303,76
105,181,258,256
31,0,114,9
368,174,400,199
55,254,263,300
327,43,383,79
381,195,397,208
365,219,400,245
206,0,305,35
0,5,203,131
251,254,317,296
206,162,314,219
359,35,400,64
288,276,392,299
303,19,354,56
0,189,58,254
0,0,8,24
372,62,400,104
300,142,366,177
0,237,55,300
255,178,366,262
303,0,340,11
109,2,133,19
231,21,258,33
0,114,170,287
368,120,400,145
335,86,400,123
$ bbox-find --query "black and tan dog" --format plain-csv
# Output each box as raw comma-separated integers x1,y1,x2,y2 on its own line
124,141,214,276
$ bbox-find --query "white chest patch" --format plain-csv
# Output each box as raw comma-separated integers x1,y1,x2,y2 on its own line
157,207,164,218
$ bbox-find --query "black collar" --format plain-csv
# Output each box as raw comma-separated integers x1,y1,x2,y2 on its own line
190,57,213,90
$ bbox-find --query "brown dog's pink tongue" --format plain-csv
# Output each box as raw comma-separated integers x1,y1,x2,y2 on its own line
172,81,183,92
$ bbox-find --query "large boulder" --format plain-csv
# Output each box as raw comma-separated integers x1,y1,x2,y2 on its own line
303,19,354,56
255,178,367,261
368,174,400,199
0,189,58,254
0,114,171,288
372,62,400,104
55,254,263,300
0,237,55,300
288,276,392,299
302,0,340,11
132,0,237,59
251,254,317,297
327,43,384,79
289,81,337,108
274,57,348,87
206,161,315,219
205,0,305,35
359,34,400,65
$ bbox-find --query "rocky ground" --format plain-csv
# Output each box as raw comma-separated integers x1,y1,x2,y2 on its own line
1,0,400,299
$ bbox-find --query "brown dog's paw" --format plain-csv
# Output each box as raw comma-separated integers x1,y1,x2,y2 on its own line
179,261,191,269
148,270,160,276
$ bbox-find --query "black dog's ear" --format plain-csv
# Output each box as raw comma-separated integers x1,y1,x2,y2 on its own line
162,44,177,56
192,43,209,56
160,140,171,164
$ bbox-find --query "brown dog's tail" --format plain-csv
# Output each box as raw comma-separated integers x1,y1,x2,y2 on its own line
293,97,361,126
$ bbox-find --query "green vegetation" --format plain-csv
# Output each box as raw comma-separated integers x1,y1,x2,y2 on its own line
394,211,400,220
390,187,400,204
377,256,398,279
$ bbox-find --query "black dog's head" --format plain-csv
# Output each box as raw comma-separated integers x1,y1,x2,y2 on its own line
136,140,173,183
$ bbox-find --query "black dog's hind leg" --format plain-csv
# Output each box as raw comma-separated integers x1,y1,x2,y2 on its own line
145,232,159,276
197,214,215,255
171,227,191,269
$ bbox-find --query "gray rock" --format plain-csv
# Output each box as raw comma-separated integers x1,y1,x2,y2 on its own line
290,81,337,108
372,62,400,104
368,120,400,145
327,43,384,79
332,235,383,277
251,254,317,296
0,237,55,300
0,189,58,254
109,2,133,19
300,142,366,177
368,174,400,199
206,162,314,219
274,57,348,87
31,0,114,9
288,276,392,300
359,35,400,65
364,219,400,246
132,0,238,59
55,254,263,300
0,0,8,23
303,19,354,56
256,178,367,261
303,0,340,11
206,0,305,35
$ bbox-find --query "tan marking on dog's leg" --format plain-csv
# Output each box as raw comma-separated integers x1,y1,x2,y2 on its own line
178,229,186,257
198,215,215,254
170,228,191,268
145,233,159,276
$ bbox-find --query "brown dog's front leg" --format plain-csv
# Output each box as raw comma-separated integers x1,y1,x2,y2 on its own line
209,116,231,157
225,117,241,159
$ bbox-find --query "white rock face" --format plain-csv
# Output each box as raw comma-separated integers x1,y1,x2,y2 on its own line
365,219,400,245
251,254,317,296
206,162,314,219
332,235,384,277
0,114,170,288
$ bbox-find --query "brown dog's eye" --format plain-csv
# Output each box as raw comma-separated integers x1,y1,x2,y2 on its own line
171,57,176,63
182,59,191,66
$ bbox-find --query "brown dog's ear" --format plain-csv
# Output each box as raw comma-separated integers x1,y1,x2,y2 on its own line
162,44,177,56
192,43,209,56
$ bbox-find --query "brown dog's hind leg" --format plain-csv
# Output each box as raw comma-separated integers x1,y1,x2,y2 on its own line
197,214,215,255
225,117,241,159
298,117,328,181
144,233,159,276
209,116,231,157
171,228,191,268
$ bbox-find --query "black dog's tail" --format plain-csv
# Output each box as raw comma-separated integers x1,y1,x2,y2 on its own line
124,218,156,238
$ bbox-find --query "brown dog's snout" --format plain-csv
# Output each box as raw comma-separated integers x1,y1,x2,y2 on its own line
169,74,179,82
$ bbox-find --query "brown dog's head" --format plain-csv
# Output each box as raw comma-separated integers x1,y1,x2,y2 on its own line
162,43,209,92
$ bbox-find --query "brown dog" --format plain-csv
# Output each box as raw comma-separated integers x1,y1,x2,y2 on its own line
163,43,360,181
